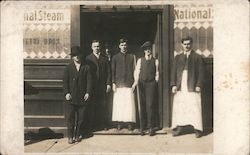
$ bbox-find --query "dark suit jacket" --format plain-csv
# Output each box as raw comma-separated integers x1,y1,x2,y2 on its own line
170,50,204,92
86,53,111,95
63,60,92,105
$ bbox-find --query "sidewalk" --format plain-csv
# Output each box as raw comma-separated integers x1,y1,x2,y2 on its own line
25,129,213,154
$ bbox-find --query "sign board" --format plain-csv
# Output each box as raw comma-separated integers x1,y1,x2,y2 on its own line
174,6,213,22
23,9,70,59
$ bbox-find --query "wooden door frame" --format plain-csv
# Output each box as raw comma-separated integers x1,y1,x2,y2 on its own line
160,5,174,127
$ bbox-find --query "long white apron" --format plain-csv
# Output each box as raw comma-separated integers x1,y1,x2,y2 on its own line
112,87,136,122
171,70,203,131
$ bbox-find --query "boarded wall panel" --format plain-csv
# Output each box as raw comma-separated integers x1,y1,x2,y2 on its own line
25,118,66,127
24,100,64,116
24,65,65,79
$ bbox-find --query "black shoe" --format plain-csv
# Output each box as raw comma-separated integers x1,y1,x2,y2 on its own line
75,135,82,142
149,128,155,136
117,124,121,130
195,130,202,138
172,126,182,137
128,124,133,131
68,138,75,144
140,129,145,136
104,127,108,131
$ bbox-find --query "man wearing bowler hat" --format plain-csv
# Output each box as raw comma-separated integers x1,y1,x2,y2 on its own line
63,46,92,144
134,41,159,136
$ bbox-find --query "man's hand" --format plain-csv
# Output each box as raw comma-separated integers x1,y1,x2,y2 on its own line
106,85,111,93
65,93,72,101
172,86,177,94
195,87,201,93
84,93,90,101
132,82,137,92
112,83,117,92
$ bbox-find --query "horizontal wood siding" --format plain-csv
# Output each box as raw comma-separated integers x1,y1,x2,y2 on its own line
24,60,68,135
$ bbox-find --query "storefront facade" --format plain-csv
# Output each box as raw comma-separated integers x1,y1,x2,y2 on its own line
24,4,213,135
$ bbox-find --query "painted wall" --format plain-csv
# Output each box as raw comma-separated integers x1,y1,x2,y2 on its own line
174,4,213,57
23,5,71,59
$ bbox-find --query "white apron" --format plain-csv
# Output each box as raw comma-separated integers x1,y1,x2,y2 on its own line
112,87,136,122
171,70,203,131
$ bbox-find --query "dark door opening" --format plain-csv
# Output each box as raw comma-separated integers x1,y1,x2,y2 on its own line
80,12,158,58
80,11,164,132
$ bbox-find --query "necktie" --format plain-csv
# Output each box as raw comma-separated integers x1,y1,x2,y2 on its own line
184,53,188,70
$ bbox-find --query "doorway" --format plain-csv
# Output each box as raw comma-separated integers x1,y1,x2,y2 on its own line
80,12,159,58
79,7,173,132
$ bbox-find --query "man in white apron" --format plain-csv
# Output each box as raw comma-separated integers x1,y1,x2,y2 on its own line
170,36,204,138
111,38,136,130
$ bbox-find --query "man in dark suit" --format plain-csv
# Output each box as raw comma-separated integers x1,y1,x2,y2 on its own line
103,43,114,126
133,41,159,136
86,40,111,131
170,36,204,138
63,46,92,144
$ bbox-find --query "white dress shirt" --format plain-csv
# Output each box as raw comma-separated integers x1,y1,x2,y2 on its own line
74,61,81,71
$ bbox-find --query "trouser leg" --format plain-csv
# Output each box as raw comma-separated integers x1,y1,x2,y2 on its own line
95,91,108,130
65,104,76,138
139,83,146,130
145,81,156,129
75,105,86,138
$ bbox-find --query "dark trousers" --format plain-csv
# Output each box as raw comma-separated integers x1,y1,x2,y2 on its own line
89,86,108,131
139,80,157,129
93,92,108,129
65,104,87,138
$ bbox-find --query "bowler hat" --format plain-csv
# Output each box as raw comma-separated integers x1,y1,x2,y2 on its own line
141,41,152,49
70,46,82,56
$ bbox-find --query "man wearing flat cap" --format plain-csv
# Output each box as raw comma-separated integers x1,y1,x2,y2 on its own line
63,46,92,144
134,41,159,136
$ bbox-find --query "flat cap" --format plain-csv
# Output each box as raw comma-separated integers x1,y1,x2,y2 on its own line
141,41,152,49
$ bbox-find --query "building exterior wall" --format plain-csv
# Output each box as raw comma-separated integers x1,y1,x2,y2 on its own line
24,4,213,134
24,5,71,134
174,4,213,58
23,5,71,59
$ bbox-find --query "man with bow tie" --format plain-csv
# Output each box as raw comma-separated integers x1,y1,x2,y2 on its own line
133,41,159,136
170,36,204,138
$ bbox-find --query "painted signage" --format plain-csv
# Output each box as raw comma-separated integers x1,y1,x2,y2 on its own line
174,7,213,22
24,9,70,23
23,9,70,59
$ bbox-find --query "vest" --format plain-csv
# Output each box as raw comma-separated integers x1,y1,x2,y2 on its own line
140,57,156,82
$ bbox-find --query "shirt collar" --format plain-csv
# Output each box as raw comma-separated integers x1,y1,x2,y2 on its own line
120,51,127,55
145,54,152,60
93,52,100,59
184,50,191,55
73,61,81,71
